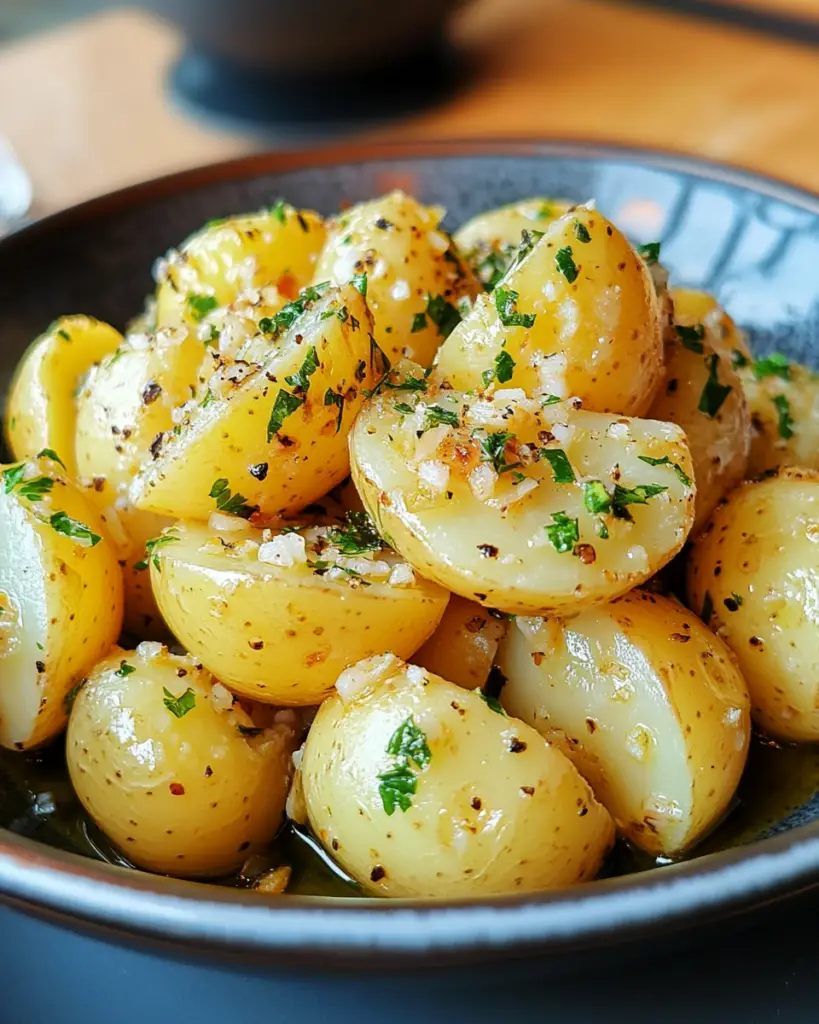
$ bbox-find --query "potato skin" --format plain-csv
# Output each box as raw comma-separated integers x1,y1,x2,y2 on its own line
454,197,571,289
648,326,750,533
0,457,123,750
687,468,819,742
351,368,695,613
436,204,664,415
498,591,750,856
150,521,449,705
740,359,819,476
414,595,508,690
67,645,296,877
132,285,376,521
301,654,614,897
5,316,123,476
313,190,480,368
155,205,326,330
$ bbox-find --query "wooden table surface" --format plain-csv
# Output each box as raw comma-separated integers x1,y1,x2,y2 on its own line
2,0,819,213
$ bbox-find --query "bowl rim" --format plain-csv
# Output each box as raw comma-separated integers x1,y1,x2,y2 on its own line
3,137,819,964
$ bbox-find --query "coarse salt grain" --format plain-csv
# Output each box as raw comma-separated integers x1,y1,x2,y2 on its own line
336,653,399,702
258,533,307,567
210,682,235,712
209,512,249,533
389,563,415,587
469,463,498,501
391,280,411,301
417,459,450,494
136,640,164,661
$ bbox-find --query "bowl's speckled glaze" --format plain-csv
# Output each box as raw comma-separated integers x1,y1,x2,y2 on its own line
2,141,819,973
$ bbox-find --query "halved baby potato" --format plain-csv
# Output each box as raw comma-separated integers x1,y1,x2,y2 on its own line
739,356,819,476
67,644,296,877
414,595,508,690
498,590,750,856
300,653,614,897
150,517,448,705
5,315,123,476
132,283,376,521
313,190,480,368
435,204,664,415
647,320,750,533
0,455,123,750
687,467,819,742
155,203,325,331
350,364,695,613
453,196,572,290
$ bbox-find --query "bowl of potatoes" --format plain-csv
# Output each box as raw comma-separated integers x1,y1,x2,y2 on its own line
2,140,819,990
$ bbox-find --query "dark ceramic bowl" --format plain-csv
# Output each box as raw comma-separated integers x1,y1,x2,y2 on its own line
2,142,819,1013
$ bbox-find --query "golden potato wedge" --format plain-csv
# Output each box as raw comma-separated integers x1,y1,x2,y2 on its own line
350,364,695,613
67,644,296,876
739,356,819,476
313,190,480,368
132,283,377,521
454,196,572,289
4,316,123,476
155,203,325,331
648,321,750,533
414,595,508,690
498,591,750,856
301,653,614,897
435,204,664,415
687,467,819,742
150,517,449,705
0,455,123,749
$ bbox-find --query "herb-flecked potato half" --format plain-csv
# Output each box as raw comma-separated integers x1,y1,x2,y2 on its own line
453,196,573,290
648,319,750,534
350,362,695,614
687,467,819,743
154,201,326,331
300,653,614,897
67,644,297,877
498,591,750,856
313,190,480,368
132,283,377,521
0,453,123,750
149,517,449,705
5,315,123,476
435,203,664,415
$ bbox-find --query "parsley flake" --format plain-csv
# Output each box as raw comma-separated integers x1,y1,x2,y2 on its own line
732,349,749,369
545,512,579,553
270,199,287,223
495,287,536,328
541,449,575,484
17,477,54,502
382,374,428,393
324,388,345,433
582,480,611,515
284,346,320,394
134,530,181,571
187,294,218,322
701,591,714,625
163,687,196,719
328,511,382,555
637,242,661,265
699,353,732,418
49,511,101,546
378,716,432,815
637,455,692,488
209,479,257,519
612,483,668,520
267,389,304,440
753,353,791,381
425,294,462,338
482,348,516,388
555,246,578,283
411,312,427,333
676,324,705,353
37,448,66,470
478,430,519,474
573,220,591,243
541,394,562,407
352,272,368,297
773,393,794,438
115,661,136,678
423,405,460,430
478,690,506,715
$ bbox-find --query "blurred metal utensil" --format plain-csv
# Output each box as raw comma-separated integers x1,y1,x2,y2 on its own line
0,137,33,236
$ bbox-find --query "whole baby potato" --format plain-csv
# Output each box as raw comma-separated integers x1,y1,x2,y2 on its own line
149,518,449,705
687,467,819,742
313,190,480,368
0,453,123,750
300,653,614,897
67,644,296,877
498,591,750,856
435,204,664,415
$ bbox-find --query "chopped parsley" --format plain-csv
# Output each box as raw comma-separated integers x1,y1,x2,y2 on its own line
732,349,749,369
611,483,668,519
541,448,575,484
324,388,345,433
411,312,428,333
423,405,460,430
752,353,791,381
676,324,705,353
495,287,536,328
425,294,462,338
328,511,382,555
16,477,54,502
478,690,506,715
134,530,181,571
545,511,579,553
481,348,516,388
270,199,287,223
163,687,196,719
773,393,794,438
638,455,692,488
352,272,368,297
637,242,661,265
258,282,329,338
57,328,71,341
369,333,391,376
478,430,519,474
555,246,578,284
541,394,562,406
699,353,732,418
209,479,257,519
49,512,101,546
582,480,611,514
267,389,304,440
573,220,591,243
382,374,428,393
394,402,414,415
477,249,510,290
284,346,320,394
701,590,714,625
378,716,432,815
37,448,66,470
64,680,86,713
513,229,545,268
187,294,218,322
115,661,136,678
